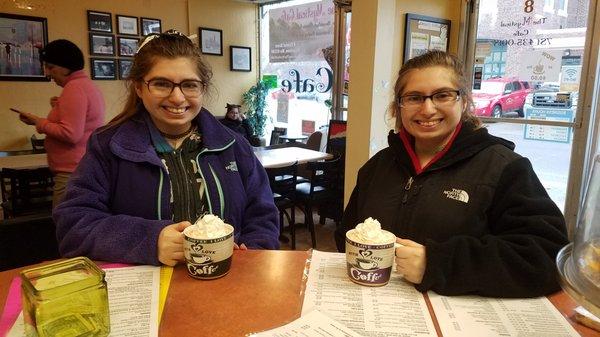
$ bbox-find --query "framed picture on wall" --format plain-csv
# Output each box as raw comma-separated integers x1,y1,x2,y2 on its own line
199,27,222,55
118,37,138,57
403,13,450,63
141,17,161,36
91,58,117,80
116,15,138,36
87,10,112,33
89,33,115,56
230,46,251,72
118,59,133,79
0,13,48,81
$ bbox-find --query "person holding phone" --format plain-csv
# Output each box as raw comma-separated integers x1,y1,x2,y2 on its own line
14,39,105,207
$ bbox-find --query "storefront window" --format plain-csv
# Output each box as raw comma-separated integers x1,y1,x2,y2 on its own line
259,0,335,140
472,0,590,211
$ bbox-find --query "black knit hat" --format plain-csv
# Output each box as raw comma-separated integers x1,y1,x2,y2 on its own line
40,39,84,71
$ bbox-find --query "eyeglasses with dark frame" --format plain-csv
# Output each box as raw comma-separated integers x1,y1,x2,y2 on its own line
398,90,461,109
143,78,206,98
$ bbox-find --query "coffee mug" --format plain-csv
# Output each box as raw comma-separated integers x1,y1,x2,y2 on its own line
345,230,398,286
183,224,234,280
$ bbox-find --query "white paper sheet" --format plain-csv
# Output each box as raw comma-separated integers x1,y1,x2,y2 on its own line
104,265,160,337
302,251,437,337
249,310,364,337
428,292,580,337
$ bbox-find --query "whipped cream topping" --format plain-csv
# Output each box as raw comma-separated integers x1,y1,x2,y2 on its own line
351,217,395,244
185,214,232,239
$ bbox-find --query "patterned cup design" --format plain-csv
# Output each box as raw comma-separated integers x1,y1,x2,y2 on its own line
345,231,396,286
183,224,234,280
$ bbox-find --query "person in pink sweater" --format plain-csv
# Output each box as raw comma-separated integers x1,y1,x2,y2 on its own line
15,39,105,207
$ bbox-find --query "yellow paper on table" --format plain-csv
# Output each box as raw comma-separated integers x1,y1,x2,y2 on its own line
158,266,174,322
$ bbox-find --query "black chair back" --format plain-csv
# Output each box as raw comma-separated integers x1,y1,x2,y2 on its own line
269,127,287,145
305,131,323,151
305,156,342,200
295,156,343,248
0,214,59,271
0,168,53,218
266,161,299,249
266,162,298,202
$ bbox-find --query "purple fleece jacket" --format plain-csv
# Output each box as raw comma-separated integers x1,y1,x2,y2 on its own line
54,108,279,265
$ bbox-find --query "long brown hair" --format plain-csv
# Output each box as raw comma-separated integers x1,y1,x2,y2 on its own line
104,30,213,129
390,50,481,130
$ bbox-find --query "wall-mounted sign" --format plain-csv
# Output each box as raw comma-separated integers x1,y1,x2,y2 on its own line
524,108,573,143
560,65,581,92
403,13,450,63
269,0,334,63
517,50,562,82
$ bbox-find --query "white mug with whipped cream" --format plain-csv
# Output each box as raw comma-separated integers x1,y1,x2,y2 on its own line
183,214,234,280
345,217,397,286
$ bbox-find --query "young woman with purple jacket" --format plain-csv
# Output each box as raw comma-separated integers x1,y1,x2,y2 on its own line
54,30,279,266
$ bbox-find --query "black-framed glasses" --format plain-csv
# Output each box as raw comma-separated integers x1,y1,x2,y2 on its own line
398,90,461,108
143,78,206,98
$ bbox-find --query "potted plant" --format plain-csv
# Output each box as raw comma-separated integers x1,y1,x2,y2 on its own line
242,80,269,140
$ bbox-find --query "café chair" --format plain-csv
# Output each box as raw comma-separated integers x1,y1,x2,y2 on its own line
266,162,299,249
305,131,323,151
0,214,60,271
0,168,53,218
295,156,342,248
269,127,287,145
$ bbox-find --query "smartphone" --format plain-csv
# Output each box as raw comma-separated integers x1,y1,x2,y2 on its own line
9,108,22,113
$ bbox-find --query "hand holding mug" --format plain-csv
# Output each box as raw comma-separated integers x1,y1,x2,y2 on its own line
158,221,192,266
394,238,426,284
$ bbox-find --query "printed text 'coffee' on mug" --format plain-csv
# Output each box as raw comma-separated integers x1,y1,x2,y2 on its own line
345,229,397,286
183,224,234,280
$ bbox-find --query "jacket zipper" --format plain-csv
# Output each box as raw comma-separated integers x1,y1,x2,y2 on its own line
157,168,164,220
177,152,192,219
402,176,414,204
193,138,236,216
209,163,225,219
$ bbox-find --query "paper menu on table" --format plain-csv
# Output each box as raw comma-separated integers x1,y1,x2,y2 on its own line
249,310,364,337
428,292,580,337
104,266,160,337
302,250,437,337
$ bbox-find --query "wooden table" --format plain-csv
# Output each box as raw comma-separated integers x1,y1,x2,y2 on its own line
253,146,332,168
0,153,47,170
0,250,597,337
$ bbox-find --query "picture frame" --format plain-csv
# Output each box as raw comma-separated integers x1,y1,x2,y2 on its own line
118,59,133,80
141,17,161,36
89,33,115,56
0,13,48,81
116,15,138,36
87,10,112,33
230,46,251,72
199,27,222,56
403,13,451,63
118,36,138,57
91,58,117,80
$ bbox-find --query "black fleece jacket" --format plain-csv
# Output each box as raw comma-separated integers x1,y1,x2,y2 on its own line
336,123,569,298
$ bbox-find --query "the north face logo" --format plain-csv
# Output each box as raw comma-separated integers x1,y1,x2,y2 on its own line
443,188,469,203
226,161,238,172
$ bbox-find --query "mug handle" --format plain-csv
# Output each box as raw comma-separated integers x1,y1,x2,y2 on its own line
393,242,405,277
393,242,404,256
